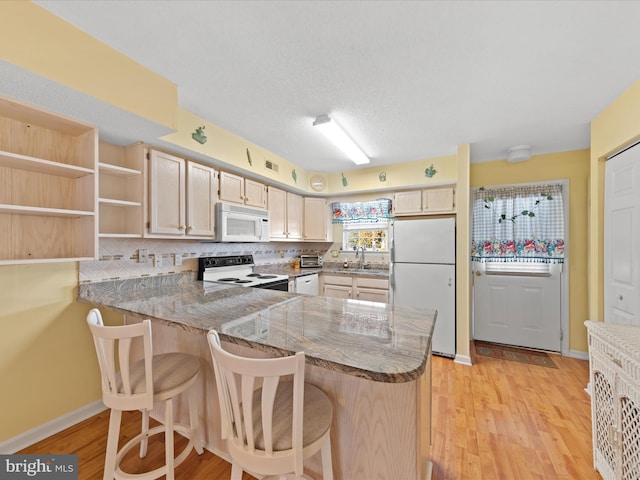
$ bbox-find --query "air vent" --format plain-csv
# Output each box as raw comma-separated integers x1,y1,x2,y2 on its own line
265,160,279,173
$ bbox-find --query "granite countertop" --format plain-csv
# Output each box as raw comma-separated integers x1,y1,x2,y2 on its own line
79,273,434,383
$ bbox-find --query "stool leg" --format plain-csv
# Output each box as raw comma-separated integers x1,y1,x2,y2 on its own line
139,408,149,458
230,462,243,480
165,398,175,480
320,436,333,480
104,409,122,480
189,386,203,455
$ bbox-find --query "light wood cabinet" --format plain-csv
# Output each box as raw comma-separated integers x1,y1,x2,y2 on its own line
322,274,388,302
146,149,217,238
303,197,331,241
0,95,97,264
585,321,640,480
268,186,302,240
219,171,267,208
394,185,455,215
355,276,389,303
98,142,143,237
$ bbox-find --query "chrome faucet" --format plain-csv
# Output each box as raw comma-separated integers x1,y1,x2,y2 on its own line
355,246,366,268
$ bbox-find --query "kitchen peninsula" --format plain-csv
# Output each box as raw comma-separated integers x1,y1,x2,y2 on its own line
79,273,436,479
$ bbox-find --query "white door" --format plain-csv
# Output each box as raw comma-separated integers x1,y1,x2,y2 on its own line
605,144,640,325
473,263,562,351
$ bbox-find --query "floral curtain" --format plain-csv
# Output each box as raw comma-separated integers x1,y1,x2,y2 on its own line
471,184,565,263
331,199,393,224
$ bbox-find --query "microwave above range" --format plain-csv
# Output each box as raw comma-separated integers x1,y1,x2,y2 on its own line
214,203,270,242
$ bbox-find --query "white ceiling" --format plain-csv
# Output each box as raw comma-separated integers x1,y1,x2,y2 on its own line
30,0,640,172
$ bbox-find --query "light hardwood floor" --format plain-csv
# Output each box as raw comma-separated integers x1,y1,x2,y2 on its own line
19,343,600,479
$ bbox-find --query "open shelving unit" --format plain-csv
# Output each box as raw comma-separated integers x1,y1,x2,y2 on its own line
0,95,98,264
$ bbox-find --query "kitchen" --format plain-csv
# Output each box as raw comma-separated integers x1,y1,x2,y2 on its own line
1,2,639,479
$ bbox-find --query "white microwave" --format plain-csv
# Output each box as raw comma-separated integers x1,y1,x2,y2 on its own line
214,203,270,242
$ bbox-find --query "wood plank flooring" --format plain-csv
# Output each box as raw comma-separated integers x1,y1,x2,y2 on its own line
19,343,600,479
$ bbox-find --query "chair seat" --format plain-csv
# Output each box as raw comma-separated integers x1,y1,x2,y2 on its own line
252,382,333,451
118,352,200,397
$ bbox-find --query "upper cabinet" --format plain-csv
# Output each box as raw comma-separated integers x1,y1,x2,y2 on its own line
393,185,455,216
268,186,303,241
0,95,97,264
303,197,332,242
98,142,144,237
219,171,267,209
146,149,217,238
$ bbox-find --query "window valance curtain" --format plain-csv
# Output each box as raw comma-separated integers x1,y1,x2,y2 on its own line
471,184,565,263
331,199,393,224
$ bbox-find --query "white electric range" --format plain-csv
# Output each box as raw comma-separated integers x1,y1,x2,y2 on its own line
197,255,289,291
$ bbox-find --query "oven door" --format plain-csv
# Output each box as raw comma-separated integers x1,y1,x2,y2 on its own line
254,279,289,291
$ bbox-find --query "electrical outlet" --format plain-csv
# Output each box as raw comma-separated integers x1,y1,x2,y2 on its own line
174,253,182,266
138,249,148,263
154,254,162,268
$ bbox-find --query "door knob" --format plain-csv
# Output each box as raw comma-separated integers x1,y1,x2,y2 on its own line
475,271,482,276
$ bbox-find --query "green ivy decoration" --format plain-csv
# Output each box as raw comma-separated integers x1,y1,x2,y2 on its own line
480,186,553,224
246,148,252,166
341,173,348,186
292,169,297,183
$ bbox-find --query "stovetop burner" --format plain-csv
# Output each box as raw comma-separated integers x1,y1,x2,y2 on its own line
197,255,290,291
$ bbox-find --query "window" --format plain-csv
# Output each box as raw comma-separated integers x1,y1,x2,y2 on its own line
342,221,389,252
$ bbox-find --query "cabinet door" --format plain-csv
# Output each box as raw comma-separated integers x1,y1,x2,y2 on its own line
423,186,455,213
186,162,217,237
324,284,352,299
268,186,287,240
393,190,423,215
286,192,303,240
219,171,245,204
148,150,186,235
244,179,267,208
304,197,328,241
355,287,388,303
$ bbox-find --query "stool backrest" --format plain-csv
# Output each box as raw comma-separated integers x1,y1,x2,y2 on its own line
86,308,154,411
207,330,306,476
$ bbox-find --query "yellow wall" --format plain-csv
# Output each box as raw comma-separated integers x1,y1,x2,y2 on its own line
456,145,471,360
0,263,120,441
470,149,590,352
0,1,177,130
589,79,640,321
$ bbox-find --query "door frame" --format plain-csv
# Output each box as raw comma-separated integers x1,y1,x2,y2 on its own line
470,179,570,355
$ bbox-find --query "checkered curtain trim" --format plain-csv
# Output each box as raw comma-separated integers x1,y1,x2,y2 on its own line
471,184,565,263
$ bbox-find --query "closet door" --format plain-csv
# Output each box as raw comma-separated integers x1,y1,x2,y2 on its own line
605,144,640,325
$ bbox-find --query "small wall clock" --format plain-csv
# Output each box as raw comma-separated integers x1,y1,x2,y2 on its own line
310,175,326,192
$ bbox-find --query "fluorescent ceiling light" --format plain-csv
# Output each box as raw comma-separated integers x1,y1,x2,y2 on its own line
313,114,370,165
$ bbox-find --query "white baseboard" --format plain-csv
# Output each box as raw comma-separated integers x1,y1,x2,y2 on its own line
567,349,589,361
0,400,107,454
454,354,472,366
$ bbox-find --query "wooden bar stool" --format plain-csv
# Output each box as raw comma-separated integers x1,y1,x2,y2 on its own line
207,330,334,480
87,308,204,480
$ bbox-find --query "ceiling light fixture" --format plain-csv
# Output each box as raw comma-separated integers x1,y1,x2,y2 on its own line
507,145,532,163
313,114,370,165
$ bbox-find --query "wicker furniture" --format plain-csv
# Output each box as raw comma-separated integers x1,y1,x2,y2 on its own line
585,321,640,480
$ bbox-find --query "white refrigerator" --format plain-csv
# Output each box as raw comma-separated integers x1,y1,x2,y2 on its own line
390,217,456,357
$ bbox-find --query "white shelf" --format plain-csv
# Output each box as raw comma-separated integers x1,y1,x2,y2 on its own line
99,198,142,207
0,150,94,178
98,162,142,176
0,204,95,218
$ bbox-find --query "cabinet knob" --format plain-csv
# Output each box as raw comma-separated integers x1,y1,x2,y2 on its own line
618,294,624,300
178,225,186,231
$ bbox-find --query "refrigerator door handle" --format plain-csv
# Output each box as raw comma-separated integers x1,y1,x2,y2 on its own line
389,262,395,303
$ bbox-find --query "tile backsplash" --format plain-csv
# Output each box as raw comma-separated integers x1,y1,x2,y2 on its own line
79,238,331,283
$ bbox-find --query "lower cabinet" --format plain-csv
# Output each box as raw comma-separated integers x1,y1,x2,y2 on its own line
585,321,640,480
322,274,389,303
